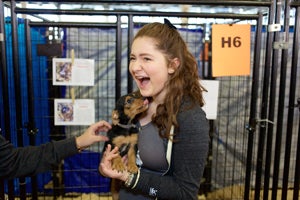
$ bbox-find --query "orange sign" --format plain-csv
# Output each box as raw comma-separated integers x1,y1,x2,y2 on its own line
212,24,251,77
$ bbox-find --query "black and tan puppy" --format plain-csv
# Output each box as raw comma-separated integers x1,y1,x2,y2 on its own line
104,91,148,200
106,91,149,173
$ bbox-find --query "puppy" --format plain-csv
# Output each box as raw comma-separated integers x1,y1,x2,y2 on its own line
104,91,148,200
105,91,149,173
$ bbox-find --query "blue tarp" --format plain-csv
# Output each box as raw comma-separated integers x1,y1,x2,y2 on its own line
64,152,111,193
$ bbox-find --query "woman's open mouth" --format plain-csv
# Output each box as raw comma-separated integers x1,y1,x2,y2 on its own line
136,76,150,88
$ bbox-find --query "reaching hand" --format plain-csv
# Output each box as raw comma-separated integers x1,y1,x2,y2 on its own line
76,120,111,150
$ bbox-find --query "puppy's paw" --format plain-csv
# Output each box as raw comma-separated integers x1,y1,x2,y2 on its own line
127,164,138,173
112,160,126,172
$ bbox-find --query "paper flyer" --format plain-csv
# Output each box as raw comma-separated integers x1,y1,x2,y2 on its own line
200,80,220,120
54,99,95,125
53,58,94,86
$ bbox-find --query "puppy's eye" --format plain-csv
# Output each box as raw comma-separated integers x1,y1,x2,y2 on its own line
126,98,133,105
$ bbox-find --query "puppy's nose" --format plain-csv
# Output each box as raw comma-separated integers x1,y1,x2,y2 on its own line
143,98,149,105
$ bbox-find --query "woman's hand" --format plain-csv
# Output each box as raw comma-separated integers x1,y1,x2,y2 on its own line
99,144,128,181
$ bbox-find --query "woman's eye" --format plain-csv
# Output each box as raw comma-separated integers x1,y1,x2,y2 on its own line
144,57,151,61
129,57,136,61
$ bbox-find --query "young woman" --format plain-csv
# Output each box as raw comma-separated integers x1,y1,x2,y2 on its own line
0,120,111,179
99,19,209,200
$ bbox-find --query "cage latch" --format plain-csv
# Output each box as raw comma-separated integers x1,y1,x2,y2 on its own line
0,33,4,41
24,122,39,136
256,119,275,128
268,24,281,32
273,41,289,49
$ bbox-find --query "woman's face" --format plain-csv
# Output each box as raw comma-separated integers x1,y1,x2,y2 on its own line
129,36,175,102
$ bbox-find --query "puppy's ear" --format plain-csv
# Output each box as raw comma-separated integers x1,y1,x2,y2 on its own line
132,90,141,98
112,110,120,125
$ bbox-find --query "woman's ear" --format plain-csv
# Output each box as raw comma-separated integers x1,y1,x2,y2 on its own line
168,58,180,74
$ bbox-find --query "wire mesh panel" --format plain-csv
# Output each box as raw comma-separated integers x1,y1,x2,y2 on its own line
63,26,119,195
1,2,300,200
24,19,206,198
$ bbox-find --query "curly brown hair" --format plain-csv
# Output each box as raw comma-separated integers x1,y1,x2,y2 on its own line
133,22,206,139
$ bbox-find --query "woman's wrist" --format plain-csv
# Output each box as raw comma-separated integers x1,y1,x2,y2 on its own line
124,172,135,187
120,171,129,182
122,170,140,188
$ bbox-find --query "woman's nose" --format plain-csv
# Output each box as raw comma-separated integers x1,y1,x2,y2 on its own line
130,60,142,71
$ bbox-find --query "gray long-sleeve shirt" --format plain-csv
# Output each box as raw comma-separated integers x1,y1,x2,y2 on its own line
0,135,78,179
120,99,210,200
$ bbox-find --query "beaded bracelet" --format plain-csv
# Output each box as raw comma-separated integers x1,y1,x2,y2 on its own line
124,172,136,188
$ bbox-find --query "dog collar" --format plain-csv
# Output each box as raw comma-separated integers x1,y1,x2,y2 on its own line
117,123,136,129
